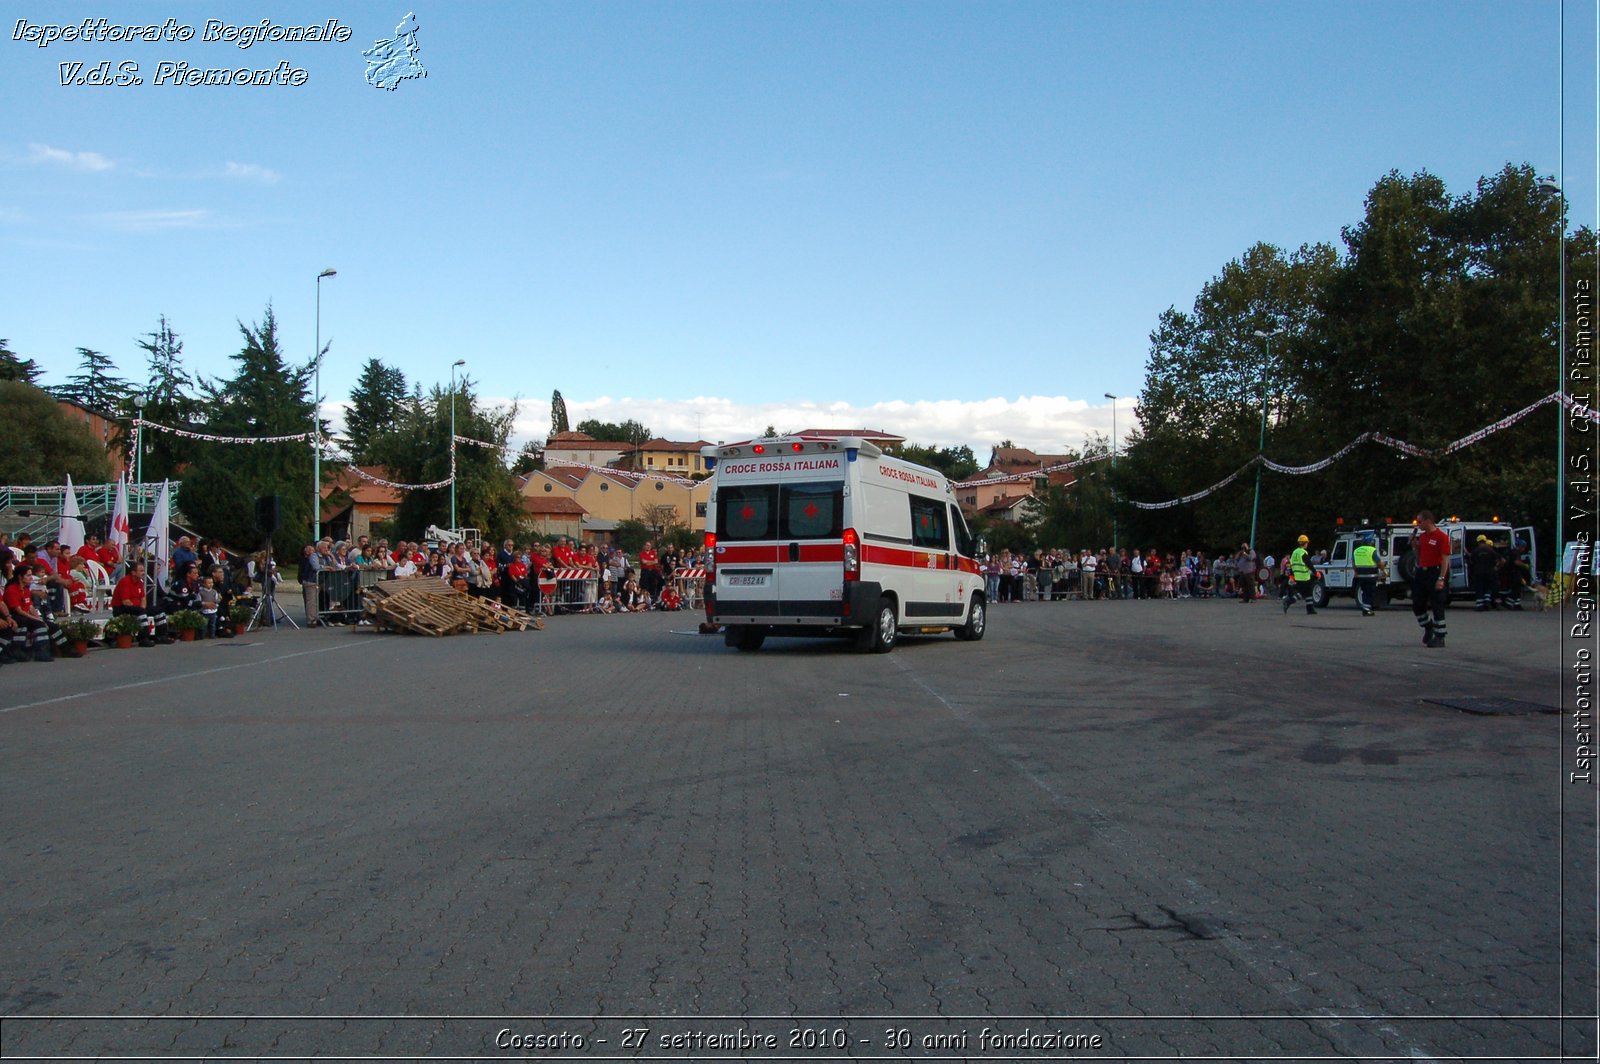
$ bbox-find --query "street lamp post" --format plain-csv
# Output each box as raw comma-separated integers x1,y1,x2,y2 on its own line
1540,178,1567,572
1103,392,1118,550
1249,328,1283,551
133,392,146,486
450,359,466,531
312,268,337,542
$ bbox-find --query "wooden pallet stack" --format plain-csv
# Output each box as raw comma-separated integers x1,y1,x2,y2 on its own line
363,577,536,636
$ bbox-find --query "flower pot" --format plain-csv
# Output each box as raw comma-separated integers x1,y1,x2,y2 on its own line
71,640,90,655
114,634,134,649
179,629,197,642
236,624,250,636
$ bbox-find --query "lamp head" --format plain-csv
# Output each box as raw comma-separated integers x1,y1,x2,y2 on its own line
318,268,337,279
1103,392,1116,401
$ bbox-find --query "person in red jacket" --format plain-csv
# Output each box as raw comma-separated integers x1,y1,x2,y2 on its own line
113,560,173,647
4,564,78,660
1410,510,1451,648
639,540,662,599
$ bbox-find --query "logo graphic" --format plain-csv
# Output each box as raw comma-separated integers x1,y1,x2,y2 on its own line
363,12,426,90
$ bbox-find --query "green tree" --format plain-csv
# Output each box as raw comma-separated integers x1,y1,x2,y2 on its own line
0,381,114,483
1121,239,1338,548
511,439,543,477
183,307,316,556
611,519,652,554
53,347,134,413
888,442,979,481
131,316,198,482
344,358,408,462
551,389,569,436
0,339,42,384
367,380,524,542
575,418,652,444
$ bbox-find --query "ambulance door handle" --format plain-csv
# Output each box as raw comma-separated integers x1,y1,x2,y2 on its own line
788,542,800,562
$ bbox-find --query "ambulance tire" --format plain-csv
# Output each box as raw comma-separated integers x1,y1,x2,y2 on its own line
860,598,898,654
1398,551,1417,583
726,626,766,652
954,595,986,641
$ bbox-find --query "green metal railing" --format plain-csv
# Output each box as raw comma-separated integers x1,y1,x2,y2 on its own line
0,482,183,541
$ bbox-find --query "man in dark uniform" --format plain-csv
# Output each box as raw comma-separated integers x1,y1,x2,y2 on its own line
1410,510,1450,648
1469,534,1500,611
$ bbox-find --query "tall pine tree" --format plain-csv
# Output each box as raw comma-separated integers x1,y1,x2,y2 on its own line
184,306,317,556
550,389,569,436
53,347,133,412
344,358,408,462
0,338,42,384
132,315,197,482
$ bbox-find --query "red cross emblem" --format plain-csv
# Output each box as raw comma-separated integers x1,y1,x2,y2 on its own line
740,505,755,520
803,503,819,518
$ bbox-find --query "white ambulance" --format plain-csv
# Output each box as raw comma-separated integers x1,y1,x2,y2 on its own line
700,435,986,652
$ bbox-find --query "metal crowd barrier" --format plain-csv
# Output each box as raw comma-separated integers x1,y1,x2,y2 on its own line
316,568,366,621
548,568,599,612
672,567,706,608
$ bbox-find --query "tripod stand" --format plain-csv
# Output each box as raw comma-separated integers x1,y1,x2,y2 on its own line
249,539,298,631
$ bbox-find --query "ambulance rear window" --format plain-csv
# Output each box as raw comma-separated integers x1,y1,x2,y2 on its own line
717,485,777,541
780,482,844,540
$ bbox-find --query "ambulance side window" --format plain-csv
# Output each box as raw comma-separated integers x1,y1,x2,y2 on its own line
910,497,949,550
717,485,777,541
1331,541,1348,562
950,505,976,557
780,481,844,540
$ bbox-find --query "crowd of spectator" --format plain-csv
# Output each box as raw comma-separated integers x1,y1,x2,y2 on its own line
981,546,1290,603
295,533,709,625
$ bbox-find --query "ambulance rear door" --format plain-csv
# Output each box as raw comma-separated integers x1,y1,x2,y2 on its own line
712,480,781,616
773,465,847,620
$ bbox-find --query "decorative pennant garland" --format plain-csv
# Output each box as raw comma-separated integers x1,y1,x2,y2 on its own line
320,452,454,492
1134,391,1579,509
132,417,314,444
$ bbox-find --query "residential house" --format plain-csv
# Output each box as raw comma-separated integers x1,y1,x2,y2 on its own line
543,431,630,470
319,466,404,543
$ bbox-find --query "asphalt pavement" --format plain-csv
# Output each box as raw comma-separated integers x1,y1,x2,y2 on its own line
1,593,1594,1061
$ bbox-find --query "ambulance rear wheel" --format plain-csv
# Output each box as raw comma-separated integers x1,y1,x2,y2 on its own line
862,598,898,654
726,626,765,652
954,596,986,641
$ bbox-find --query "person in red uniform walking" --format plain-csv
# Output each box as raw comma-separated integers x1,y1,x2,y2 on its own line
1410,510,1451,648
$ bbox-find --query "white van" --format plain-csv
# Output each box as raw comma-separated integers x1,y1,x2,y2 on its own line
700,435,986,652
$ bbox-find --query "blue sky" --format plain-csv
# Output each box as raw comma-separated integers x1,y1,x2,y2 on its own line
4,1,1594,454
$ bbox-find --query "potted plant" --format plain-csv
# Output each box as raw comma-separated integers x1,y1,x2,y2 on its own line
229,602,254,636
61,617,100,656
169,609,206,641
103,614,140,649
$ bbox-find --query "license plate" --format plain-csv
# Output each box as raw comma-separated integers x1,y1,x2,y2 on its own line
725,575,768,587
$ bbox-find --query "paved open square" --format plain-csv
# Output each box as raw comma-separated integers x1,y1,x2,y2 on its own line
1,597,1594,1060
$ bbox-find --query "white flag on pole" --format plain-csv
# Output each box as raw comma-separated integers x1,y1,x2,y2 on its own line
108,476,130,557
148,479,171,589
59,475,85,553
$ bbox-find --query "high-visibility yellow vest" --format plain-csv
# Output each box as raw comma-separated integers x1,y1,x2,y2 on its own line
1290,546,1313,580
1354,544,1379,570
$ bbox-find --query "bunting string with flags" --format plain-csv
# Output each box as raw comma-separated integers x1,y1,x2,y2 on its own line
318,449,455,492
132,418,315,445
1131,391,1584,509
123,391,1596,511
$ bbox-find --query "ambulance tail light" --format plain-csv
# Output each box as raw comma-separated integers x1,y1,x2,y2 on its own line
704,532,716,577
842,528,860,582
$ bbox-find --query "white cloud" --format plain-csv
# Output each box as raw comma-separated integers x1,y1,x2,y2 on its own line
27,143,113,172
223,161,281,184
488,394,1125,456
92,209,211,232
